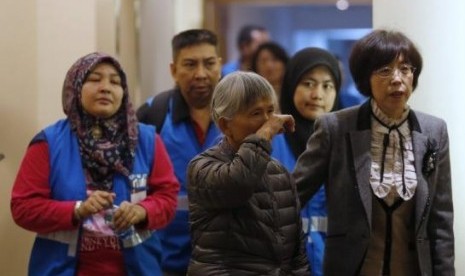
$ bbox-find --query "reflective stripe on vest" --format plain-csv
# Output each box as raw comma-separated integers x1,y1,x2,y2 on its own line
302,216,328,234
176,194,189,211
38,230,79,257
121,229,154,248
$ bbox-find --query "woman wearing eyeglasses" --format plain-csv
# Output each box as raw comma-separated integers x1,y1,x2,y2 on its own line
293,29,454,275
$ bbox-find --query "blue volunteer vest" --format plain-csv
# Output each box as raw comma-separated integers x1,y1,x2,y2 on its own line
156,98,222,272
271,134,327,276
28,119,162,276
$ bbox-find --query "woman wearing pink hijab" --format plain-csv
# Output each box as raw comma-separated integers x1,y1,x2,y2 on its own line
11,52,179,276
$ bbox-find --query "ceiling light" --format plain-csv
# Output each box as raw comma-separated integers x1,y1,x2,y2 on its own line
336,0,350,11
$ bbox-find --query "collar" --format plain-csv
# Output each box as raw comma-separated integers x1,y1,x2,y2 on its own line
357,98,422,133
171,87,191,124
371,99,410,127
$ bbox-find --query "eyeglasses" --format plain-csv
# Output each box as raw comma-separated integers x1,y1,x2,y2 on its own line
374,64,416,78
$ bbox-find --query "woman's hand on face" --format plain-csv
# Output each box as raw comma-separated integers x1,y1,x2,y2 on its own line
280,114,296,133
112,201,147,231
256,114,295,141
78,190,115,219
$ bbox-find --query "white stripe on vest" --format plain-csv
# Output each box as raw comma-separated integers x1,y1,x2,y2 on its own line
177,195,189,211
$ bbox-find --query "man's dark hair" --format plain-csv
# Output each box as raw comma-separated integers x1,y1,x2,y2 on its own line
237,25,267,48
171,29,218,61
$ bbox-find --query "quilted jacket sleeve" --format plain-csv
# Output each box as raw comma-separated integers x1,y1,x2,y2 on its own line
187,135,271,209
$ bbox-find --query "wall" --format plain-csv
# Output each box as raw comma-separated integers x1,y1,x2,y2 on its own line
0,1,38,273
138,0,204,105
138,0,175,104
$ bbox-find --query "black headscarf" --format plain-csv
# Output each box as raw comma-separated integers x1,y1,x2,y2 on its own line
280,47,341,158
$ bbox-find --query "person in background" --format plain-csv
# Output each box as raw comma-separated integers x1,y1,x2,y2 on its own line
187,71,309,275
137,29,223,276
251,41,289,111
11,52,179,276
222,24,270,76
271,47,341,276
294,29,454,275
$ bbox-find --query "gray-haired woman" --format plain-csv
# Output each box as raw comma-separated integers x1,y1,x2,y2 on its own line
186,71,309,275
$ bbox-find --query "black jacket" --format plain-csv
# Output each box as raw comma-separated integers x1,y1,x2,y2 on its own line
187,135,309,276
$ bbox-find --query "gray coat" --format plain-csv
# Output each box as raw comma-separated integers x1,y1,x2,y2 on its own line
187,135,309,276
294,101,454,276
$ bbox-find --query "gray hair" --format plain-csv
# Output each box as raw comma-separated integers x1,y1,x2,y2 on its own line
211,71,277,126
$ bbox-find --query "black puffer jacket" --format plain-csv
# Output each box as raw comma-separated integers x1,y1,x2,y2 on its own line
187,135,310,276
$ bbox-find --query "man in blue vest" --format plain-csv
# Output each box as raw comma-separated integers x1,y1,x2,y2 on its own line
222,25,270,76
137,29,223,276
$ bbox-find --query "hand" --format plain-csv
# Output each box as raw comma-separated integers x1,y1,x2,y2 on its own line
280,114,296,133
256,114,295,141
76,190,115,219
112,201,147,231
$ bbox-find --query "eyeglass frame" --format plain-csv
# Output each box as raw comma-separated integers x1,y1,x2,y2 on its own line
373,64,416,78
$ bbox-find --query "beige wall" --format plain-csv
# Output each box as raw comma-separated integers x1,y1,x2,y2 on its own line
138,0,175,104
0,1,38,274
138,0,204,104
